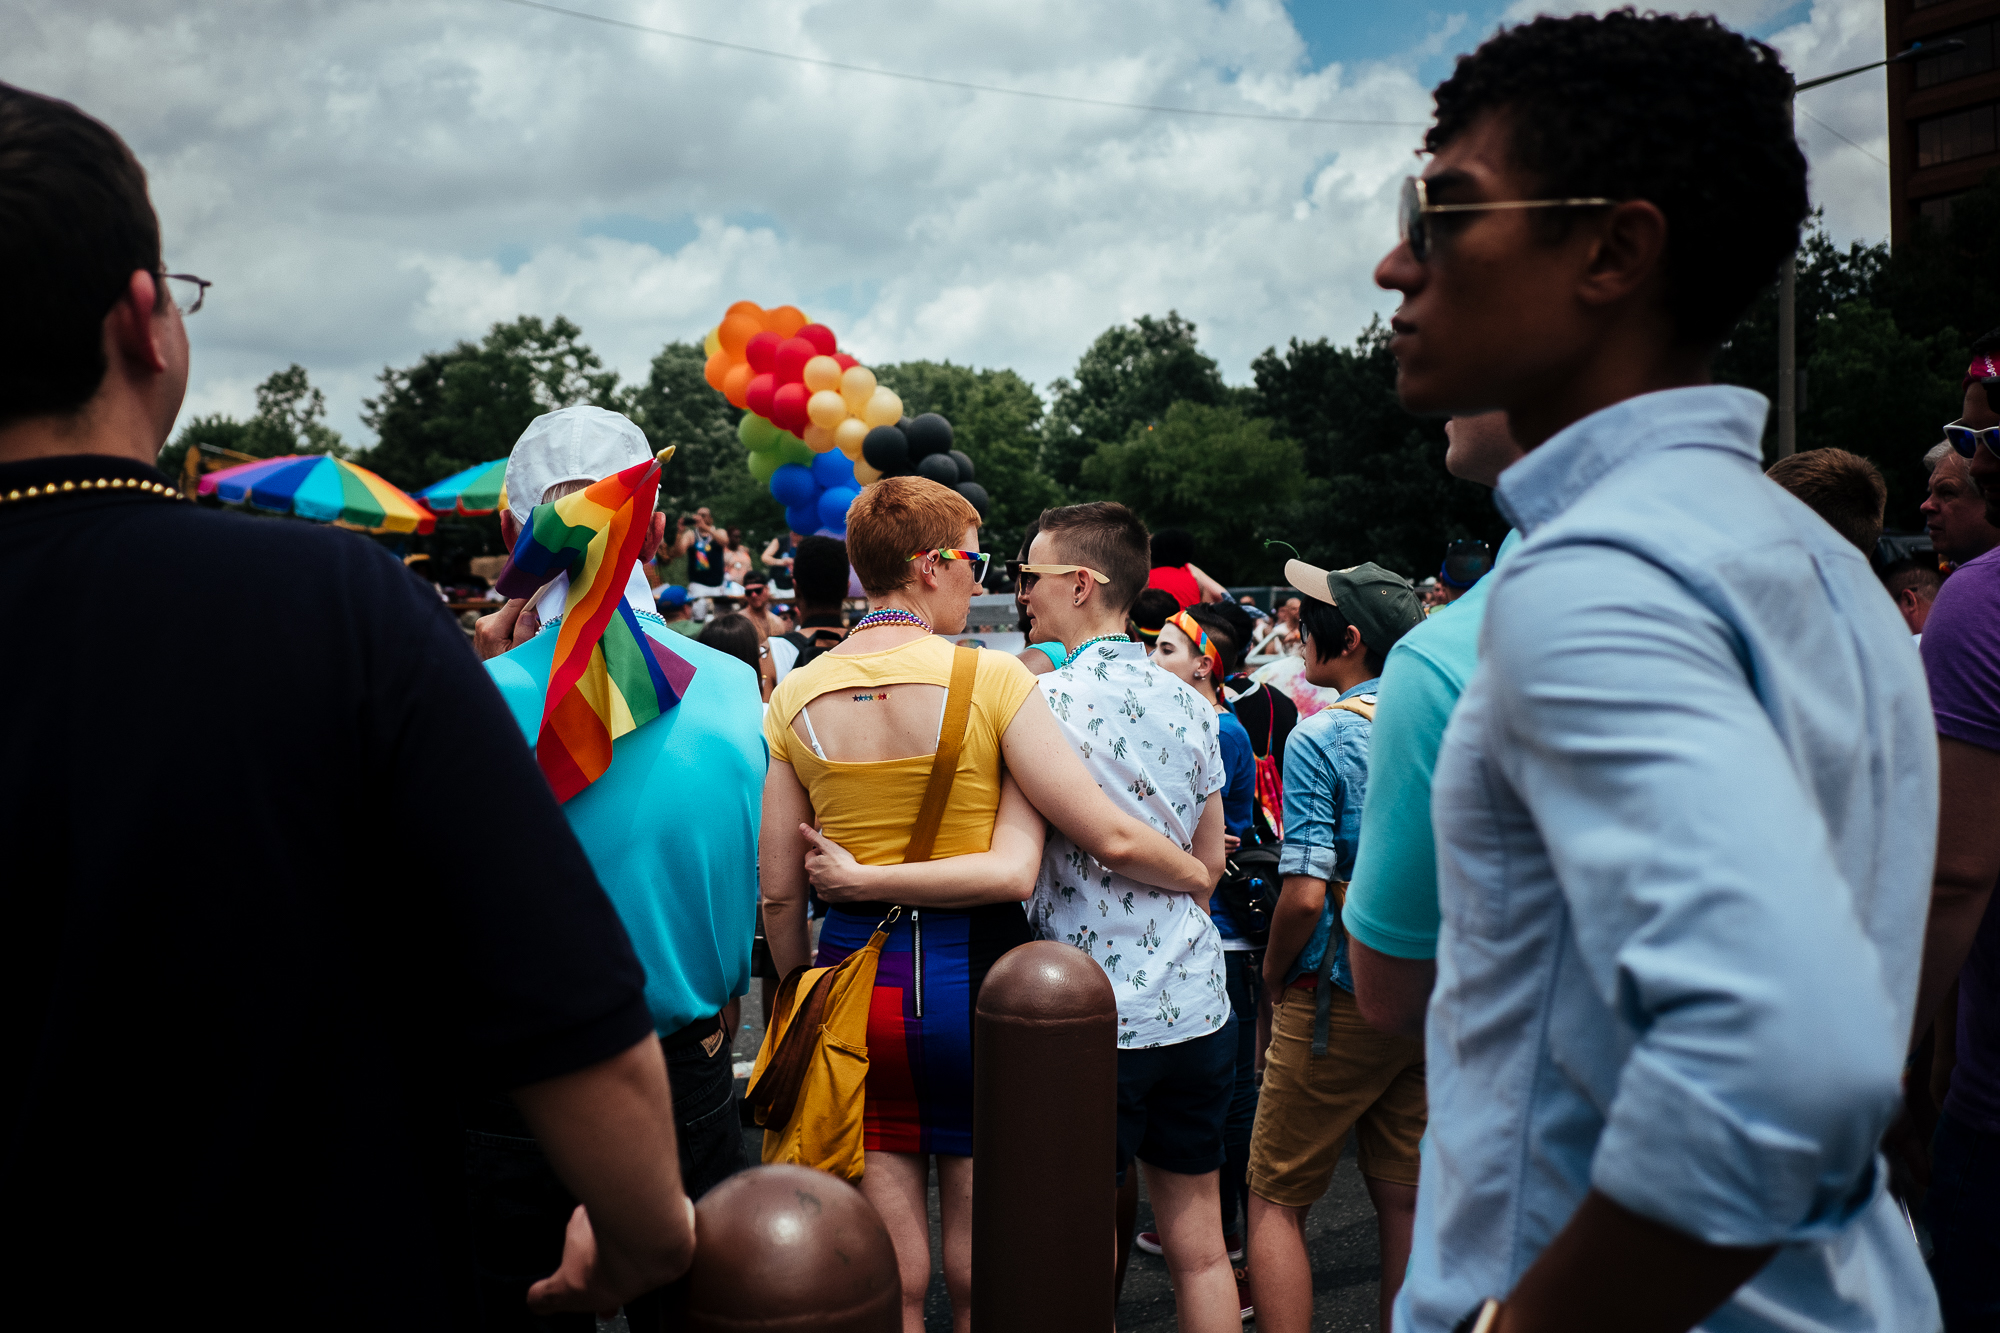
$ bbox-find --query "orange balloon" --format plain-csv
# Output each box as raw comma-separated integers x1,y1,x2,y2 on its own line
721,361,753,407
726,300,763,320
766,305,809,337
703,351,730,390
803,422,838,453
718,312,762,357
853,456,884,485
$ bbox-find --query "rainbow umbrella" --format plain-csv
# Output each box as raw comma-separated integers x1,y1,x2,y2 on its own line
415,458,507,516
198,454,436,534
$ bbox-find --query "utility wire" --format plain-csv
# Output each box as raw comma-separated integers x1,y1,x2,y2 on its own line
488,0,1429,130
1797,105,1889,169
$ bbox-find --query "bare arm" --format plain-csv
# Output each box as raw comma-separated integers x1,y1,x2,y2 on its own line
803,774,1046,908
1912,736,2000,1048
762,535,792,569
1262,873,1326,993
758,758,816,979
1000,691,1210,896
514,1037,697,1313
1349,937,1436,1037
1187,792,1226,912
1186,561,1229,604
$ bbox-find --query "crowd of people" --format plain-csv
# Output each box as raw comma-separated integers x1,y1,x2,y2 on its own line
9,10,2000,1333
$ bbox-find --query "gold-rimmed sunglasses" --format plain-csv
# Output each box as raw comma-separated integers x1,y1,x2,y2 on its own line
1007,560,1111,590
1398,176,1616,263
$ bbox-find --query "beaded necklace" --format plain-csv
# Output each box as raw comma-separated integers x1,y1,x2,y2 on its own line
2,476,185,506
1061,633,1130,667
851,607,932,634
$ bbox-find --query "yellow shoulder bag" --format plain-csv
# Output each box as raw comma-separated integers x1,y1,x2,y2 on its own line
745,646,979,1180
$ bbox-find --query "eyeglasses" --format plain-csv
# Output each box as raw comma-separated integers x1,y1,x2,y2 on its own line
908,548,990,582
161,272,211,315
1398,176,1616,264
1943,418,2000,459
1006,560,1111,591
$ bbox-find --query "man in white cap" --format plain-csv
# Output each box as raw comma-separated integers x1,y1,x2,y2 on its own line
465,405,768,1330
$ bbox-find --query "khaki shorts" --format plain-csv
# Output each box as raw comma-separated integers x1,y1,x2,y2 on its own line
1247,982,1426,1205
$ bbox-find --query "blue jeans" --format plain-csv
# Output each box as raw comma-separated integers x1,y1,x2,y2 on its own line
1929,1110,2000,1330
1220,950,1262,1239
462,1026,746,1331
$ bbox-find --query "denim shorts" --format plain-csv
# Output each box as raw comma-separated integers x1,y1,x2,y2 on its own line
1115,1023,1235,1181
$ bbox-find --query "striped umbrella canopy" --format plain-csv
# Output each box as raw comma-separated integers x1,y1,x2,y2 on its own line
197,454,436,534
415,458,507,516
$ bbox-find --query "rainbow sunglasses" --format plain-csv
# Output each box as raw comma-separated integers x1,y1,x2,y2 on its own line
907,547,991,583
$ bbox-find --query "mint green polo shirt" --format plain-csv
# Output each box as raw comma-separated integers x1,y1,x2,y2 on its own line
1342,530,1519,960
487,614,767,1034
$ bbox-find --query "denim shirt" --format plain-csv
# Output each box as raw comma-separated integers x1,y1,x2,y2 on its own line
1401,387,1940,1332
1275,678,1377,990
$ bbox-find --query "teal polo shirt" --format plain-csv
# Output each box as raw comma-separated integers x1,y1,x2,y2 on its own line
1342,530,1519,960
487,614,767,1034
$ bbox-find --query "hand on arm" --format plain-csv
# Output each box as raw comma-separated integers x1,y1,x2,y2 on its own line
1000,692,1209,895
1911,736,2000,1047
513,1037,697,1314
1349,937,1436,1037
803,774,1047,908
1262,873,1326,993
759,760,816,979
1187,793,1225,912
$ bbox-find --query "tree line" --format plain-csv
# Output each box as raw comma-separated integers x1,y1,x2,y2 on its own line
174,176,2000,588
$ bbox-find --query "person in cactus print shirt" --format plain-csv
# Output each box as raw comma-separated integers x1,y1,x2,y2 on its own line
1021,502,1237,1332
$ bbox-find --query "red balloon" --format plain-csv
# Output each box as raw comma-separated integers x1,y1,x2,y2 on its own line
746,373,778,419
797,323,838,356
774,336,817,384
833,353,859,371
745,331,782,374
772,381,812,433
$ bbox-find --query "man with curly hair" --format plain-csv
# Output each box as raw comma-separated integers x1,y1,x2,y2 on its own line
1374,12,1938,1333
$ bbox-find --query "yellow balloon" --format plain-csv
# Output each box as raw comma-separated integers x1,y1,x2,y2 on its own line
862,387,903,428
703,326,721,358
840,365,877,413
833,416,869,457
853,456,884,485
803,422,838,453
807,389,849,430
802,355,843,393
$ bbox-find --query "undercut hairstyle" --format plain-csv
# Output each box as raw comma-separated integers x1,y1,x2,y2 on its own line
1150,528,1197,570
791,535,851,618
0,83,163,428
1037,501,1152,614
1881,556,1942,606
696,613,762,676
1299,600,1386,677
843,476,981,596
1184,604,1241,675
1766,448,1888,554
1427,11,1807,348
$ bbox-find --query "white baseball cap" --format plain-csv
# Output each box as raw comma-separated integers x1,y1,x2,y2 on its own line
503,405,651,526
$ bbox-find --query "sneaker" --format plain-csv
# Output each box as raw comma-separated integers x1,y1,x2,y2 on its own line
1223,1232,1245,1263
1134,1230,1164,1256
1134,1231,1246,1262
1234,1267,1254,1322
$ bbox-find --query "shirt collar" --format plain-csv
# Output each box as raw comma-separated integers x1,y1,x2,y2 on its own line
1494,385,1768,536
1337,678,1381,702
534,562,658,634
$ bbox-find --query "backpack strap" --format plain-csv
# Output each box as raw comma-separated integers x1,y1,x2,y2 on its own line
902,645,978,865
1322,696,1376,723
746,965,838,1127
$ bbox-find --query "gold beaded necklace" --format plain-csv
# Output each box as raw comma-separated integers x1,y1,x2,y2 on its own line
2,476,185,506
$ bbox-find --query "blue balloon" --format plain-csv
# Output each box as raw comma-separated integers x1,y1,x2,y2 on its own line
811,449,856,490
817,485,860,533
769,463,818,509
785,501,823,535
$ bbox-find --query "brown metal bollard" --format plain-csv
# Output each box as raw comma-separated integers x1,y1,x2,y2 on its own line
674,1163,899,1332
971,940,1118,1331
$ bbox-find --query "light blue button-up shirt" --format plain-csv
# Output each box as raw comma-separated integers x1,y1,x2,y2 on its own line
1277,678,1378,990
1401,387,1940,1332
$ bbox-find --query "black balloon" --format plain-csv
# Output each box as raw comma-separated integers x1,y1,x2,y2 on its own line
916,452,961,485
955,481,991,518
948,449,975,483
862,425,909,474
903,412,954,460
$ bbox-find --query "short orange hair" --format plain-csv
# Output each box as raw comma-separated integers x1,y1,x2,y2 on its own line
844,476,982,595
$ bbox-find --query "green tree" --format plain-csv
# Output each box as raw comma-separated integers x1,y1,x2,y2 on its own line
624,339,782,553
872,359,1065,559
357,315,620,493
1078,401,1305,586
1043,312,1240,493
159,363,345,481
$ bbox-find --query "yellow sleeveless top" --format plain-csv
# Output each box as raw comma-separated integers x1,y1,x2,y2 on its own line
764,636,1040,865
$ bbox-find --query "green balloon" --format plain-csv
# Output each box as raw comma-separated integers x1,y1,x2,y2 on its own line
738,413,779,452
747,448,780,483
775,433,816,468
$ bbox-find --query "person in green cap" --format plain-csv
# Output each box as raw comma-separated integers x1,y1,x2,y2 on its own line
1243,557,1424,1333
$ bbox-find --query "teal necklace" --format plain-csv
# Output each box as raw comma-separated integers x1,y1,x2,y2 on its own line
1061,633,1130,667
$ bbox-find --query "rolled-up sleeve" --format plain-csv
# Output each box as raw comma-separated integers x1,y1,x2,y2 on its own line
1483,547,1906,1246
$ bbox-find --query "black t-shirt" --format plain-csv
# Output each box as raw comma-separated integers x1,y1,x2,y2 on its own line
688,530,727,585
1,457,652,1326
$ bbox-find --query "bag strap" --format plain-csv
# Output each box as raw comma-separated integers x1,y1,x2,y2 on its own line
902,645,978,865
746,965,837,1127
1323,697,1376,723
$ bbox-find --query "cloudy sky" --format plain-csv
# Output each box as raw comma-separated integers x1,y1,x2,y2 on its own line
12,0,1895,447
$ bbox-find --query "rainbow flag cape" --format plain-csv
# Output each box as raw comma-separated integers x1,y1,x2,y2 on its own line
495,453,695,802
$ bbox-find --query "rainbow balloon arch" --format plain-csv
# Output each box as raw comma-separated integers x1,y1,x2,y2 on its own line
701,301,988,537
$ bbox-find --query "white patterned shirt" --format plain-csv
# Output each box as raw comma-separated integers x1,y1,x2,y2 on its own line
1030,639,1228,1049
